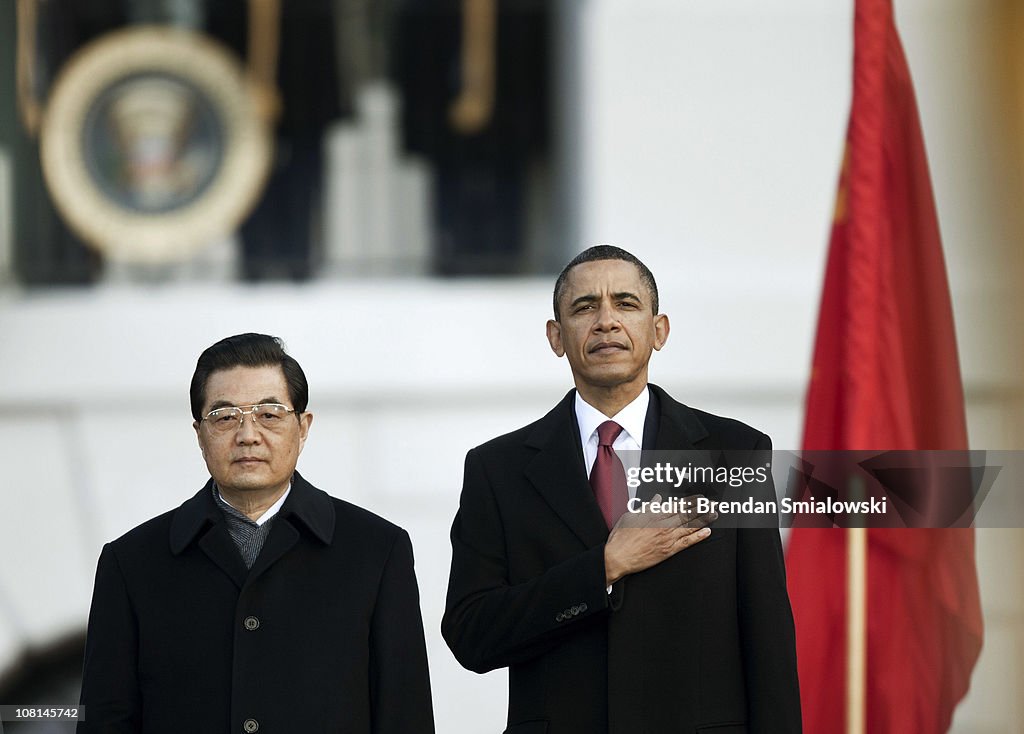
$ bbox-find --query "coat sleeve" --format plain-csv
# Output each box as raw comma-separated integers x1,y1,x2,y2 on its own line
442,448,611,674
736,433,803,733
77,544,142,733
369,529,435,734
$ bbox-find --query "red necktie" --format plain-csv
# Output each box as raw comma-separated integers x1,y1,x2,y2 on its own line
590,420,628,529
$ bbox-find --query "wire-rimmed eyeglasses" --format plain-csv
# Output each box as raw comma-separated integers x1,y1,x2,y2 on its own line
200,403,299,433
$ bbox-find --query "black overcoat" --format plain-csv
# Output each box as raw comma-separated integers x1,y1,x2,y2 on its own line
78,472,434,733
442,385,801,733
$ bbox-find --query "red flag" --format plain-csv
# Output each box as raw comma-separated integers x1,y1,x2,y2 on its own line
785,0,983,731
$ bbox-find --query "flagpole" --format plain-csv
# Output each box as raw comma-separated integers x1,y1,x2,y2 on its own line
847,525,867,734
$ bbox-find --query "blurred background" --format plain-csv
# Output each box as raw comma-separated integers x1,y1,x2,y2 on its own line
0,0,1021,731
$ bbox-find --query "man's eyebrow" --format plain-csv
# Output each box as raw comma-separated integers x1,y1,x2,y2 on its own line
569,294,599,308
613,291,643,302
569,292,643,308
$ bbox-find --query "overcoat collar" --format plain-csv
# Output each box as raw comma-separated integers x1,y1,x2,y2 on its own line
647,383,709,450
169,470,335,555
523,384,709,547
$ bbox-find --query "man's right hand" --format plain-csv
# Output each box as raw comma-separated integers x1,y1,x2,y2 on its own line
604,494,717,586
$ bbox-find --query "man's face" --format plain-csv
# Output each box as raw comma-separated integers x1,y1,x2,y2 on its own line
546,259,669,393
193,365,312,496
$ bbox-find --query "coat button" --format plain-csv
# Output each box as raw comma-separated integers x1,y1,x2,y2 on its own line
243,719,259,733
580,602,588,612
555,612,564,622
243,616,260,631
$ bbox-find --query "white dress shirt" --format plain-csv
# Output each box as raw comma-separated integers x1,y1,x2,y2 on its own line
575,387,649,499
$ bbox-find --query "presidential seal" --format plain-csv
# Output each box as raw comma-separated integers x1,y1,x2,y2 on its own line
39,26,272,263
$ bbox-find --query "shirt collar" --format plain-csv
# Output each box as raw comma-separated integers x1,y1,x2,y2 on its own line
214,483,291,527
574,386,650,448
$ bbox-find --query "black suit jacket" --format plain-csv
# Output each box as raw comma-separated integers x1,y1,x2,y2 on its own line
78,472,434,733
442,385,800,734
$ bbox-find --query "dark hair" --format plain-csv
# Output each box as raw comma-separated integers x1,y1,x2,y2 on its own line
190,333,308,420
552,245,659,321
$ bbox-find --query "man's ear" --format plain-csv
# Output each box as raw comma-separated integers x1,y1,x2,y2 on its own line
297,412,313,454
653,314,670,351
546,319,565,357
194,421,206,458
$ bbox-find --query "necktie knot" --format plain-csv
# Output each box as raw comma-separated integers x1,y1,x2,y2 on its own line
597,420,623,448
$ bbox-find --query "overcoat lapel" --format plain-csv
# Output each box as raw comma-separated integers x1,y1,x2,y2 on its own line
636,385,711,502
649,384,709,450
524,390,609,549
245,520,299,585
171,482,249,588
246,472,334,583
198,524,249,589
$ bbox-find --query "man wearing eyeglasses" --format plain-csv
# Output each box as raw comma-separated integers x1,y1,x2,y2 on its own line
78,333,434,734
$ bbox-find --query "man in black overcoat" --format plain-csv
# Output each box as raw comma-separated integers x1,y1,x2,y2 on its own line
443,246,801,733
78,333,434,733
